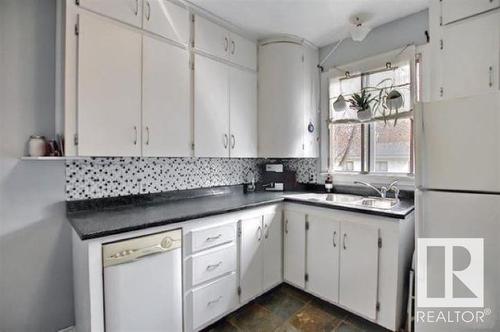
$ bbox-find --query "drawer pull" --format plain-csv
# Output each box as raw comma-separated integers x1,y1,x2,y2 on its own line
206,234,222,242
206,261,223,271
207,296,222,306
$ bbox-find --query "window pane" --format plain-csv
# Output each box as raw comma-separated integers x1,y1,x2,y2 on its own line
373,119,412,174
330,124,362,172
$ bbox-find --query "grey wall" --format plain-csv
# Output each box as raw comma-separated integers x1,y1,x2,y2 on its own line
0,0,74,331
319,9,429,68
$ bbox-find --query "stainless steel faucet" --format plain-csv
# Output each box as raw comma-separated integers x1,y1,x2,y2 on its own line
354,181,386,198
354,180,400,200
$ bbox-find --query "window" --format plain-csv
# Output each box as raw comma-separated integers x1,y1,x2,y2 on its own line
328,60,414,175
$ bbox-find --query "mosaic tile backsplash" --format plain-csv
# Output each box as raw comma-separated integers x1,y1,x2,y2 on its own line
66,157,318,201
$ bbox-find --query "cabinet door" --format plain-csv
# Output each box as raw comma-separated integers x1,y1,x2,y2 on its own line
143,0,189,44
229,32,257,70
283,210,306,289
142,36,191,157
339,221,379,320
79,0,142,27
229,68,257,158
194,15,229,60
303,46,319,158
78,13,142,157
307,215,340,303
262,212,283,291
194,55,230,157
441,12,499,99
441,0,500,25
239,217,263,303
258,42,305,157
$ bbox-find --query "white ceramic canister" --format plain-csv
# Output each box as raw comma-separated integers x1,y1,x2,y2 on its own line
28,135,47,157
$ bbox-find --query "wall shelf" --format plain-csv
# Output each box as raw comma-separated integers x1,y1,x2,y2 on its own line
21,156,83,161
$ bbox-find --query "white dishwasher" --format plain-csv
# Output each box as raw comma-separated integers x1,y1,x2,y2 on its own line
103,229,183,332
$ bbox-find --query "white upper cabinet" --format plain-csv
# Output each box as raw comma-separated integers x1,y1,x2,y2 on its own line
303,46,320,158
78,0,143,27
194,55,230,158
229,68,257,158
258,41,307,158
77,13,142,157
142,0,189,44
307,214,340,304
194,15,257,70
194,15,230,60
283,210,306,289
441,0,500,25
142,36,191,157
228,32,257,71
440,12,500,100
339,221,379,320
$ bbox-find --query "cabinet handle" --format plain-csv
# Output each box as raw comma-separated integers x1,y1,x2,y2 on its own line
224,37,229,52
133,126,138,145
489,66,494,88
206,234,222,242
333,231,337,247
264,223,269,239
231,40,235,55
223,134,228,148
206,261,223,271
145,1,151,20
230,134,235,149
207,296,222,306
145,126,150,145
285,219,288,234
343,233,347,250
134,0,139,15
257,226,262,241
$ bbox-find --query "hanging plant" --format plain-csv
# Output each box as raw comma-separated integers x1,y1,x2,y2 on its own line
348,89,377,121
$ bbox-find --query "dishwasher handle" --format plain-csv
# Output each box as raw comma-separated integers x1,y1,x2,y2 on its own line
103,230,182,268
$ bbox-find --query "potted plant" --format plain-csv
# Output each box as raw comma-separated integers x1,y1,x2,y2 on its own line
348,89,376,121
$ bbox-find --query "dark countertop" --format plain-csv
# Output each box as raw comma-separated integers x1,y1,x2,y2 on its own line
67,186,414,240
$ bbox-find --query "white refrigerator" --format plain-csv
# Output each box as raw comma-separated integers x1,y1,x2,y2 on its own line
415,92,500,331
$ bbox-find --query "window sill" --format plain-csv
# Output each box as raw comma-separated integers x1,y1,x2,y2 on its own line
318,172,415,190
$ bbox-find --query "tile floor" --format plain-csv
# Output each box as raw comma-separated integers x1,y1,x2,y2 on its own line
202,283,391,332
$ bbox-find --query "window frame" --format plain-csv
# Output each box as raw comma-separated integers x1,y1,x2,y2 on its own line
323,47,419,181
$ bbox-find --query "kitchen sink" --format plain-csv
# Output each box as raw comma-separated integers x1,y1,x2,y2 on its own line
286,193,399,210
355,197,399,210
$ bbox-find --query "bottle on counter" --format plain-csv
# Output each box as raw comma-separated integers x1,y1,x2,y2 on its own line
325,174,333,193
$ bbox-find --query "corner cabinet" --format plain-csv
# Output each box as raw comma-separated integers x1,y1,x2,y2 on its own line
258,40,320,158
284,203,415,332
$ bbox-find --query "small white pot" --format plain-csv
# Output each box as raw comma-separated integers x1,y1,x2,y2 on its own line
333,95,347,112
386,90,403,110
357,108,372,121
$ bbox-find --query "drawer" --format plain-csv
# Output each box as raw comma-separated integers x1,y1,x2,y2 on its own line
191,273,238,330
191,223,236,252
191,244,236,286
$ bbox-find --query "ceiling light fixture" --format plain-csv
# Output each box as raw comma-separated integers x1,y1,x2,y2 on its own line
350,16,371,42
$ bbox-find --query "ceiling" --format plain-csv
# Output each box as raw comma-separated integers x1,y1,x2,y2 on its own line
187,0,429,47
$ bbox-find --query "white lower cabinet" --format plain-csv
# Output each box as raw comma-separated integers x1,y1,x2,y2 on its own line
189,273,238,331
306,214,340,303
284,210,306,288
285,203,414,331
239,209,283,304
338,221,380,320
